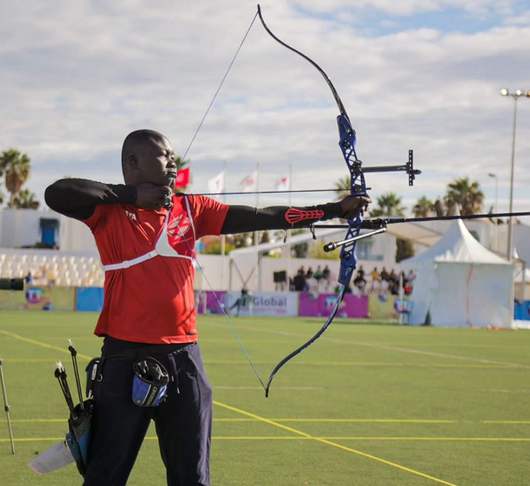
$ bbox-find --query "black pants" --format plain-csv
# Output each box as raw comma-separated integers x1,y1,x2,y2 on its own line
83,338,213,486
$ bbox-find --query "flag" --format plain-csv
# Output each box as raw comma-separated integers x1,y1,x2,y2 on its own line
239,171,258,192
175,167,190,188
275,176,290,192
207,171,225,194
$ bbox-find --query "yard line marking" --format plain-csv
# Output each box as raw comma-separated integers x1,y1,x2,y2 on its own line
483,420,530,424
210,323,530,369
214,386,323,390
0,330,92,360
213,400,460,486
203,360,518,369
4,437,528,443
6,417,527,424
1,418,458,424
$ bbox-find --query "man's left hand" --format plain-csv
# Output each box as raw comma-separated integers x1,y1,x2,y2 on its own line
339,195,372,219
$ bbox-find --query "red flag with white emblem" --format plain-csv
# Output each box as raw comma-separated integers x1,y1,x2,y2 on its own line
175,168,190,188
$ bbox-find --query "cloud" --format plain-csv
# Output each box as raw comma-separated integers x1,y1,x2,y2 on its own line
0,0,529,216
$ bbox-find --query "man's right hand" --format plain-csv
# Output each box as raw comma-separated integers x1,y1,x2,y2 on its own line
135,183,172,210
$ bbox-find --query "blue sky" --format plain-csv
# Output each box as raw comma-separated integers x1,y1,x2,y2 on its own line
1,0,529,214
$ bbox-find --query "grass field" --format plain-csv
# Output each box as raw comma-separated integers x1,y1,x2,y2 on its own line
0,311,529,486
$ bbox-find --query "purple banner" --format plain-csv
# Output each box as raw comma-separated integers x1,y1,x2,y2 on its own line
195,290,227,315
299,292,368,318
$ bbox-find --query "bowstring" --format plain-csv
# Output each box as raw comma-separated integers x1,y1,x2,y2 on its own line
181,10,259,162
177,10,266,390
191,248,267,391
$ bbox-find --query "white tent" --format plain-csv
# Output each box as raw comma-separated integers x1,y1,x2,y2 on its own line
402,219,515,328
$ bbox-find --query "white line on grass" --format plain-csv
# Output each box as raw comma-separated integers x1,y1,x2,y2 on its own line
203,322,530,369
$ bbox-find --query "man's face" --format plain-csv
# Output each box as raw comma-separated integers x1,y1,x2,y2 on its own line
133,135,177,188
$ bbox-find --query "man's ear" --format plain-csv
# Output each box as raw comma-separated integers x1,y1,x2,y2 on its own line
126,154,138,170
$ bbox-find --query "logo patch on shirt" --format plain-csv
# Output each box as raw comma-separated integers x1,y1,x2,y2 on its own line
168,214,191,242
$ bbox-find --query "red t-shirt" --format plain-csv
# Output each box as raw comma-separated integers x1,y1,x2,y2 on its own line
83,194,229,344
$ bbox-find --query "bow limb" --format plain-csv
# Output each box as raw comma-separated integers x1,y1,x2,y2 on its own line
258,5,362,396
265,285,346,397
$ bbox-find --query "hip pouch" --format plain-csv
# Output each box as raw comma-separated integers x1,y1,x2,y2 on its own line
132,357,169,407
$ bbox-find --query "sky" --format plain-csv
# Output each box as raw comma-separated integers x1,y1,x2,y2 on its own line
1,0,530,214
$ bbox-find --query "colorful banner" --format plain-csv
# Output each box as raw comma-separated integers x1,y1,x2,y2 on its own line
196,291,298,317
76,287,104,312
0,285,75,311
368,294,399,319
514,300,530,320
236,291,298,317
299,292,368,318
195,290,227,315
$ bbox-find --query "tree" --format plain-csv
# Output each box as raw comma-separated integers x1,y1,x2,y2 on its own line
333,176,350,200
13,189,40,209
369,192,413,261
0,149,31,208
369,192,406,218
413,197,434,217
445,177,484,215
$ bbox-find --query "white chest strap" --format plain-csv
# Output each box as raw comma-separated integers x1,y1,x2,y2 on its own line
103,250,159,271
103,198,195,272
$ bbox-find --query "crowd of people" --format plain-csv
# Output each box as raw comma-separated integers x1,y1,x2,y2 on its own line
289,265,416,296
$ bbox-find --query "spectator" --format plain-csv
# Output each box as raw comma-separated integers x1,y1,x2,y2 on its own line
305,271,319,294
293,269,307,291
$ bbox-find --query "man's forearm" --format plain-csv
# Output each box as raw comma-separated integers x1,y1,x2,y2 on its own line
45,178,137,220
221,202,344,234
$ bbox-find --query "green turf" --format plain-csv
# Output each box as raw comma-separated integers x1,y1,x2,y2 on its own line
0,311,529,485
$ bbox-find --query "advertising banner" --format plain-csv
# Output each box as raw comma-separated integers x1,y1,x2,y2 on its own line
195,290,227,315
368,294,398,319
76,287,104,312
299,292,368,318
247,292,298,317
0,285,75,311
196,291,298,317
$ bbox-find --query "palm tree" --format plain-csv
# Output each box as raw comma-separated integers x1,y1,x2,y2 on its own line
413,197,434,217
369,192,413,261
13,189,40,209
0,149,31,208
445,177,484,215
369,192,407,218
333,176,350,199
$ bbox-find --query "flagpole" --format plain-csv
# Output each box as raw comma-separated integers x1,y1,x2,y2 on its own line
221,161,227,291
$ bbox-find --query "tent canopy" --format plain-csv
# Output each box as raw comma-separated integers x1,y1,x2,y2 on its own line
402,219,514,328
404,219,509,265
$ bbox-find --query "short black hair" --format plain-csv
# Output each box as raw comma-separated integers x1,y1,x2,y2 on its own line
121,129,165,165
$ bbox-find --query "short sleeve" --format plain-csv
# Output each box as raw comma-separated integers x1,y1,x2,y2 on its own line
188,196,230,238
81,204,109,234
